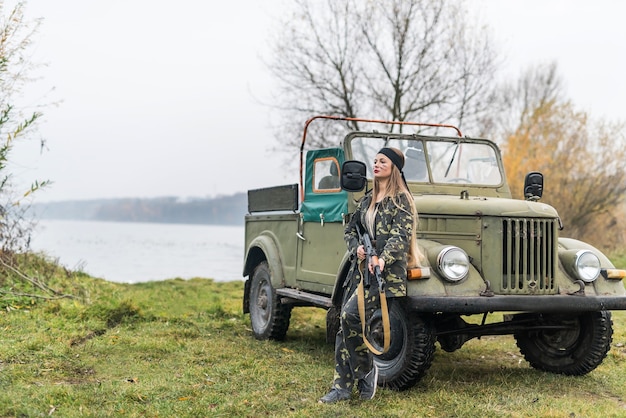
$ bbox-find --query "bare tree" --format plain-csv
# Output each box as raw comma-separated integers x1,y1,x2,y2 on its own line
267,0,500,150
0,3,76,306
486,61,564,140
0,2,50,252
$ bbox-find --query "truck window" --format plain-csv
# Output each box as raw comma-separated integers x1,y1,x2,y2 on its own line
315,158,341,192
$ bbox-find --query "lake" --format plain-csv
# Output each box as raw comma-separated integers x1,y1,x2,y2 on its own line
29,220,245,283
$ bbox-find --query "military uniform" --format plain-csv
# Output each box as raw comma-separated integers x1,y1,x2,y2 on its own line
328,190,414,397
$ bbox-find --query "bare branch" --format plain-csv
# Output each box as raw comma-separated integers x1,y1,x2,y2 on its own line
267,0,500,147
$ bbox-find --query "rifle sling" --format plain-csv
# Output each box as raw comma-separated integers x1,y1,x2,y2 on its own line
356,264,391,355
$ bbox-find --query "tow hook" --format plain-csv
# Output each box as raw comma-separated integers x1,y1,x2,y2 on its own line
567,280,586,296
480,280,494,297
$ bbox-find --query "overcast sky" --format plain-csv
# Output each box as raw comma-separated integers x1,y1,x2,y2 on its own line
9,0,626,203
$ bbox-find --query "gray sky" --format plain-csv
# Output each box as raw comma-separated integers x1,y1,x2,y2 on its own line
10,0,626,203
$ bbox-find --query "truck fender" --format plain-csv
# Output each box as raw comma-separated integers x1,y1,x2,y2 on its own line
243,235,286,288
558,237,616,268
413,238,487,292
416,238,458,274
330,252,353,306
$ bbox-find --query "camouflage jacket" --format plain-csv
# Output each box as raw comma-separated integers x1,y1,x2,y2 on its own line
344,191,414,298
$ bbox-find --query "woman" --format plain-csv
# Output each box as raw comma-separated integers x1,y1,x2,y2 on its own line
320,147,421,403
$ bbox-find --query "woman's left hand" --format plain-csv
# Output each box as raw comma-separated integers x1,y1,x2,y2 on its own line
369,257,385,274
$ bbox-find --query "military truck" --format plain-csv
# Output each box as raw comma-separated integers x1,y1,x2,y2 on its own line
242,115,626,391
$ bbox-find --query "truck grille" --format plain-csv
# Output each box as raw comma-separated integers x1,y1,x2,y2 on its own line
502,218,557,293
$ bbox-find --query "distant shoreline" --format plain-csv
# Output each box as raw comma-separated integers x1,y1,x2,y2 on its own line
31,193,247,226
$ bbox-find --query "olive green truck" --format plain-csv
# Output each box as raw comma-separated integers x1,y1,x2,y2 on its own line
242,116,626,391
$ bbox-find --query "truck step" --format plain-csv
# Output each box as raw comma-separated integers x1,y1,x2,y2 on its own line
276,288,333,308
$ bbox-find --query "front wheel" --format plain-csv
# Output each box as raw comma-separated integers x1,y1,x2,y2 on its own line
371,301,436,391
249,261,292,340
514,311,613,375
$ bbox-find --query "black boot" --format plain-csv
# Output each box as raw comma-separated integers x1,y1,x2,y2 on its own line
319,388,351,404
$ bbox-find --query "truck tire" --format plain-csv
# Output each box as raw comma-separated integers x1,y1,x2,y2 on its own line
325,305,340,344
514,311,613,375
374,301,436,391
249,261,292,340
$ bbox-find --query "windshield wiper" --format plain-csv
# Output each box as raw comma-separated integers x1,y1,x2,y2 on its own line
444,142,459,178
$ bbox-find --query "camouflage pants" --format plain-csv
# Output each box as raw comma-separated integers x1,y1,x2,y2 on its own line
330,281,379,391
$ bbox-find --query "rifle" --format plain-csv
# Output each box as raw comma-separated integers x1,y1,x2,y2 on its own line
358,228,385,293
356,225,390,355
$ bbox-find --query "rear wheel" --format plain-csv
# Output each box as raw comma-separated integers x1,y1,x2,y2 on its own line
249,261,292,340
371,301,436,391
514,311,613,375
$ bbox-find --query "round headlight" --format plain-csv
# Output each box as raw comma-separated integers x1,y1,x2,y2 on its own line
576,250,600,282
437,246,469,282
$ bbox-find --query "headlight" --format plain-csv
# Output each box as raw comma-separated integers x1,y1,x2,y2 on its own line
437,246,469,282
575,250,600,282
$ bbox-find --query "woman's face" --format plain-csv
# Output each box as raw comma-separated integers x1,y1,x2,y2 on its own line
373,153,393,180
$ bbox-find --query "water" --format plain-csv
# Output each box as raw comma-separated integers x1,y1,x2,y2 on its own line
29,220,245,283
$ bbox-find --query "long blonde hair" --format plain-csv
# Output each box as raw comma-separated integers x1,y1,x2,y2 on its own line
365,147,422,267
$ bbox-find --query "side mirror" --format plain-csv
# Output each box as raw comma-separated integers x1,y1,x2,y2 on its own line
523,171,543,201
341,160,367,192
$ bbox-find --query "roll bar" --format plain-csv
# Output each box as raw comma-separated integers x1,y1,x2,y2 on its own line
298,115,463,202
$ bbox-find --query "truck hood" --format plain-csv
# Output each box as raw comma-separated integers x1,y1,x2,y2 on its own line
415,194,560,218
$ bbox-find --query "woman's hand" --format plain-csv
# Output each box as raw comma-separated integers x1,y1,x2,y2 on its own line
356,245,366,260
369,257,385,274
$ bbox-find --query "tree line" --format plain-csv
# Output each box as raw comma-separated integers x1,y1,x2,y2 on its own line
32,194,247,226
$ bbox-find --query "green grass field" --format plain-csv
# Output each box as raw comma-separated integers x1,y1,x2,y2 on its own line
2,268,626,417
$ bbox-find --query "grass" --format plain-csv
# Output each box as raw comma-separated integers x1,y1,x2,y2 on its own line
2,260,626,416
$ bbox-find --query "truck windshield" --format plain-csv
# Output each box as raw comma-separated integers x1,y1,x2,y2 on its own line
349,136,503,186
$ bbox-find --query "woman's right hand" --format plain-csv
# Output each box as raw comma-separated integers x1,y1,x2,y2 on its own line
356,245,366,260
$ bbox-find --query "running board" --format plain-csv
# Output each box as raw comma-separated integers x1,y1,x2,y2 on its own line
275,288,333,308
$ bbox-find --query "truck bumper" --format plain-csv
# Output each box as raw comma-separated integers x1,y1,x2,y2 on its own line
405,294,626,314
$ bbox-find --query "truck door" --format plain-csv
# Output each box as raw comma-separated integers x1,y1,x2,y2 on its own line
297,148,348,293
